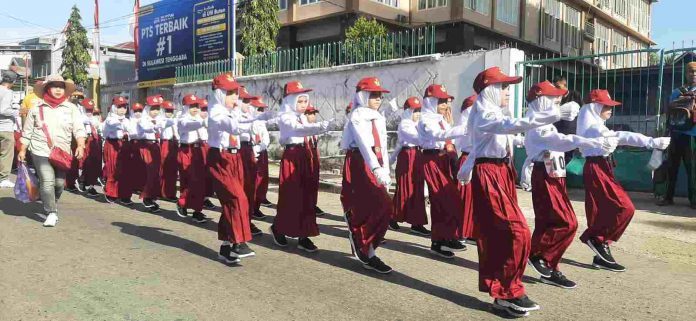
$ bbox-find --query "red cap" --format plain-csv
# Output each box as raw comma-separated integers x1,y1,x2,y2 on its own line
162,101,175,111
80,98,95,110
356,77,390,93
526,81,568,102
403,97,422,110
249,97,267,108
586,89,621,107
305,105,318,114
182,94,200,106
213,73,242,91
461,94,477,111
473,66,523,93
132,103,144,112
146,95,164,106
283,81,312,97
239,87,259,100
199,99,209,110
345,102,353,114
112,96,128,107
424,84,454,100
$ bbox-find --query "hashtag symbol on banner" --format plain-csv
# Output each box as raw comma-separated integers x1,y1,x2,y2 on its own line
156,37,166,57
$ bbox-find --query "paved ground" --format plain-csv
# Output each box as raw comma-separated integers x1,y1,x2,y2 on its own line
1,175,695,321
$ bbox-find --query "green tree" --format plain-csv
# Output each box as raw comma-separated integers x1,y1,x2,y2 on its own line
240,0,281,56
60,5,91,86
343,16,392,64
345,16,388,41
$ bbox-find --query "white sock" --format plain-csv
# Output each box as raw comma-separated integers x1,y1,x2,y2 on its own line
222,241,230,246
368,245,376,258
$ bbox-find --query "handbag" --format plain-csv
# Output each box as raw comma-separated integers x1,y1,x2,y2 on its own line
39,105,73,171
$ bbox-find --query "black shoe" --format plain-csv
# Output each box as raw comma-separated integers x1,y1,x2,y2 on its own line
192,212,208,224
462,238,477,246
161,197,178,203
388,220,400,231
260,199,273,206
585,238,615,264
541,270,577,289
494,295,540,312
656,198,674,206
97,177,105,187
298,237,319,253
176,204,188,218
430,242,455,259
269,225,288,247
362,256,392,274
592,256,626,272
143,198,156,208
105,195,117,204
203,198,216,209
250,223,263,236
232,243,255,258
528,256,552,278
86,187,100,197
218,244,240,264
315,206,326,217
76,180,86,193
441,240,466,252
148,203,161,213
119,198,134,206
492,301,530,318
65,186,77,193
410,225,431,236
252,209,267,220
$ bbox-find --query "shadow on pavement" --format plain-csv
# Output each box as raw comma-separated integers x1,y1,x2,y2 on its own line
0,197,45,223
566,189,696,218
560,257,598,271
642,219,696,231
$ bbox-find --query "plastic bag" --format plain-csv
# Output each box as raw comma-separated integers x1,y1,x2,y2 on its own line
647,149,664,171
565,155,585,177
14,162,40,203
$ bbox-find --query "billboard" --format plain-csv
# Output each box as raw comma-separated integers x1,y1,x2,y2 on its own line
137,0,235,88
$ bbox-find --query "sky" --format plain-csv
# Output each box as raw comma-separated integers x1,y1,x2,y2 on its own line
0,0,693,49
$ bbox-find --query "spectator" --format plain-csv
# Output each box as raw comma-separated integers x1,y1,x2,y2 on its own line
0,70,19,188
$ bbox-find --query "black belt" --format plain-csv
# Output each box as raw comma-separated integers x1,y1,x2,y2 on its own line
475,157,510,164
140,140,158,144
240,141,253,147
402,146,420,151
533,161,546,168
107,138,127,142
180,142,202,148
422,149,444,155
211,147,239,154
285,143,306,148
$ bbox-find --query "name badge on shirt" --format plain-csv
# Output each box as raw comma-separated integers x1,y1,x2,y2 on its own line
543,151,566,178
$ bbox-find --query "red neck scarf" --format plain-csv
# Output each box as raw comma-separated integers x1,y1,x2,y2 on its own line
43,91,67,108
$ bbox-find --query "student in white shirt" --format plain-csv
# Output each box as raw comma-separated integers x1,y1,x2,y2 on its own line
176,94,210,224
160,100,179,202
304,104,326,217
237,87,265,232
340,102,354,215
78,98,102,197
136,96,166,213
103,97,134,204
128,102,146,199
249,97,272,217
454,94,477,246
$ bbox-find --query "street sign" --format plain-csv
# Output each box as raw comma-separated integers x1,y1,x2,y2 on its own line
137,0,235,88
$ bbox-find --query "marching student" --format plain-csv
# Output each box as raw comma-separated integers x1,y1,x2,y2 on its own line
103,97,134,204
389,97,429,236
249,97,271,218
207,73,255,263
79,98,103,197
455,94,477,245
304,104,326,217
269,80,331,253
236,87,264,233
576,89,670,272
521,81,616,289
456,67,577,317
197,98,216,210
417,84,467,258
341,77,393,273
128,102,146,197
176,94,209,223
339,102,354,217
136,95,166,213
160,100,179,202
64,98,89,192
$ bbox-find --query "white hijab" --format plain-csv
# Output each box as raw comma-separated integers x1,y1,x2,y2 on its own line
519,95,560,188
280,93,309,115
576,103,605,137
419,96,441,122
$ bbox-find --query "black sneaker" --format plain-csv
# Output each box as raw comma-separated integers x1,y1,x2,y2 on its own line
192,212,208,224
143,198,156,208
315,206,326,217
250,223,263,236
65,186,78,192
410,225,431,236
203,198,216,209
492,301,530,318
176,204,188,218
494,295,540,312
119,198,134,206
97,177,105,187
298,237,319,253
362,256,392,274
105,195,117,204
148,203,161,213
218,244,240,264
260,199,273,206
232,243,255,258
388,220,400,231
541,270,577,289
441,240,466,252
160,197,178,203
76,180,86,193
269,225,288,247
462,237,477,246
592,256,626,272
86,187,100,197
585,238,616,264
430,242,455,259
252,209,267,220
528,256,552,278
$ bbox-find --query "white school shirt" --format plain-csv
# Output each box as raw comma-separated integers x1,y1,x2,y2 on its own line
103,115,130,139
252,120,270,152
160,116,178,140
344,106,389,172
397,118,420,147
177,114,208,144
207,104,250,149
455,108,473,154
576,103,656,157
137,114,164,141
277,112,325,145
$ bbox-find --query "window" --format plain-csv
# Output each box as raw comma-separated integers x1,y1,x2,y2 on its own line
595,22,611,55
279,0,288,10
300,0,320,5
614,0,626,18
543,0,561,42
496,0,519,26
627,0,651,36
564,5,582,48
419,0,448,10
373,0,399,7
612,31,627,67
465,0,490,15
598,0,612,12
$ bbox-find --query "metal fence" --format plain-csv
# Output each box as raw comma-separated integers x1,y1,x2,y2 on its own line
176,25,436,84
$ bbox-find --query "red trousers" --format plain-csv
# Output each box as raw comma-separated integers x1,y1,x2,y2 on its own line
104,139,133,199
81,135,102,187
530,164,578,270
177,144,206,212
340,153,353,214
208,148,251,243
346,150,392,256
254,150,270,209
201,142,213,197
457,153,474,240
139,141,161,200
66,139,79,188
160,139,179,199
275,146,319,237
131,141,146,191
421,151,463,241
472,160,530,300
581,158,635,244
240,144,256,216
392,147,427,226
308,145,320,210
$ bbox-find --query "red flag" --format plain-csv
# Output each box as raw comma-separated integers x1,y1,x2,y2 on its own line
134,0,140,74
94,0,99,28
